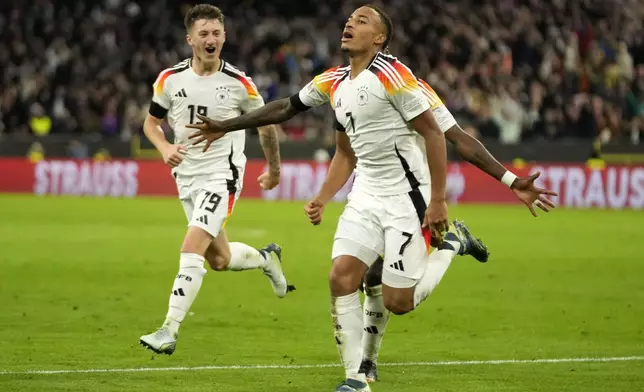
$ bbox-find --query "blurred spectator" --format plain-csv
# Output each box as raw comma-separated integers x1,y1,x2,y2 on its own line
28,103,52,136
0,0,642,145
68,139,89,158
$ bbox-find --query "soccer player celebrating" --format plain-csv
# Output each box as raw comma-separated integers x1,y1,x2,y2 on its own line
187,4,553,391
139,4,293,355
355,77,558,383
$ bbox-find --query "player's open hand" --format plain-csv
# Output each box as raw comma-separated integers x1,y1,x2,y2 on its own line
304,199,325,226
186,114,226,152
161,144,187,168
258,171,280,190
511,171,558,217
424,199,449,241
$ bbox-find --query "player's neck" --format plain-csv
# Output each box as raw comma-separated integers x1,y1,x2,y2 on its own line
191,56,221,76
348,51,377,80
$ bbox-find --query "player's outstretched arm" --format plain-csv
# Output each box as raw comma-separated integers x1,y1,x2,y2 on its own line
304,130,357,225
187,97,303,151
410,110,449,234
143,114,186,168
256,124,282,190
445,125,557,216
445,125,509,182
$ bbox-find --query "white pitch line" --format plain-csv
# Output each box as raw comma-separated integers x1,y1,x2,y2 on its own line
1,355,642,376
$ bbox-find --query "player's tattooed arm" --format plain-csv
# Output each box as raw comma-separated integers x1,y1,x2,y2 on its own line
444,125,508,183
257,125,281,176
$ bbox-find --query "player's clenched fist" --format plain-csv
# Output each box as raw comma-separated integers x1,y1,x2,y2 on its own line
424,199,449,241
258,172,280,190
304,199,325,225
161,144,187,168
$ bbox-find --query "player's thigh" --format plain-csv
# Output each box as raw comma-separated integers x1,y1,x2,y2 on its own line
380,192,431,313
177,183,194,222
331,192,384,295
382,224,428,288
182,187,229,255
332,191,385,265
381,226,426,314
381,187,433,284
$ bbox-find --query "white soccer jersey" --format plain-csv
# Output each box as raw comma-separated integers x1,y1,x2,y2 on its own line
151,58,264,189
298,53,438,196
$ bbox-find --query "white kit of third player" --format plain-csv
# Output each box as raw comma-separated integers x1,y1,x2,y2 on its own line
150,58,265,237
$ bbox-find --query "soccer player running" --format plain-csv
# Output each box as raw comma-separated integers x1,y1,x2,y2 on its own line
139,4,293,355
187,4,553,391
354,77,558,383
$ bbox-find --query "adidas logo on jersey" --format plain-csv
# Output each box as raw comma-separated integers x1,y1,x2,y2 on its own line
175,88,188,98
196,215,208,225
389,260,405,271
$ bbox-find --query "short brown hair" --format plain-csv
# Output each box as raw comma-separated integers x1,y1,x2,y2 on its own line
184,4,225,31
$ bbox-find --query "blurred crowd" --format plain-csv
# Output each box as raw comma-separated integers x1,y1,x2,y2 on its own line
1,0,643,146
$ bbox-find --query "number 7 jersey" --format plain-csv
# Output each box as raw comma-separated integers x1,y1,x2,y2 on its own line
150,58,265,183
296,53,440,196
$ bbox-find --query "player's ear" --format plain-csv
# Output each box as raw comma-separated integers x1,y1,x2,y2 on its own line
374,32,385,47
186,33,193,47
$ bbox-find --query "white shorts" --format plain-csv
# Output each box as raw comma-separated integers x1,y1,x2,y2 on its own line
177,181,241,238
332,187,433,289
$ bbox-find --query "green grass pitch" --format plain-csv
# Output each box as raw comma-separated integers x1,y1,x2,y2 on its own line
0,194,643,391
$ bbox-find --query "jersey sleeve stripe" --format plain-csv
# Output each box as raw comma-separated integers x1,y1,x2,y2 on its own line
313,67,348,97
153,69,177,96
222,65,260,99
417,79,441,106
419,84,439,106
153,60,190,96
374,58,406,89
329,72,349,102
371,62,404,93
390,60,419,90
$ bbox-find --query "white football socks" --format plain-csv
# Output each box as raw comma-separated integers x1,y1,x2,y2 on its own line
332,292,366,383
227,242,267,271
413,236,462,308
164,253,207,335
362,284,390,363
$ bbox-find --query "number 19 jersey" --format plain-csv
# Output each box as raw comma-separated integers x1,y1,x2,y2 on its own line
150,58,265,186
297,53,433,196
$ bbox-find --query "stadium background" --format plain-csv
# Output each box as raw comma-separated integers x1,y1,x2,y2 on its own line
0,0,643,391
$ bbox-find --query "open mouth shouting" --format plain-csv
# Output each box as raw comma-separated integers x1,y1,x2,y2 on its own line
341,30,353,42
205,47,216,54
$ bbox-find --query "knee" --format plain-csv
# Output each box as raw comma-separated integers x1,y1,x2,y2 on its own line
205,248,230,271
329,259,364,297
181,227,213,256
384,296,414,315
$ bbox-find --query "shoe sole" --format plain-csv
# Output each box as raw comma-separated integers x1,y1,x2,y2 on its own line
454,220,489,263
139,339,176,355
